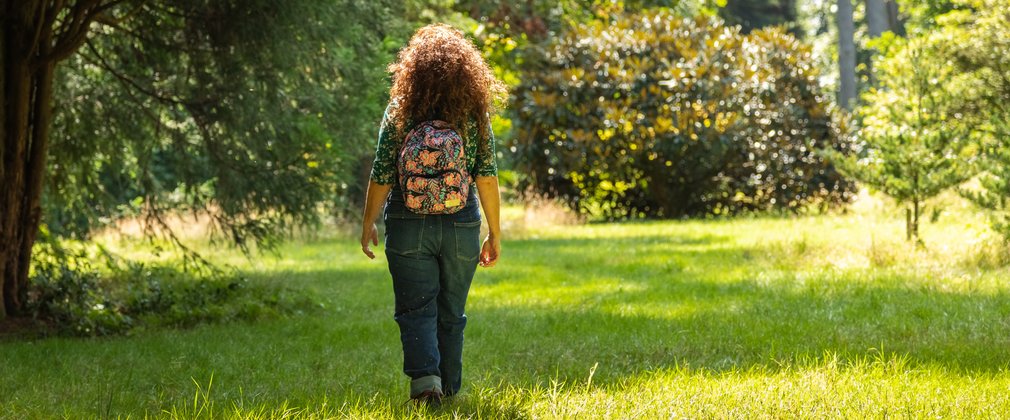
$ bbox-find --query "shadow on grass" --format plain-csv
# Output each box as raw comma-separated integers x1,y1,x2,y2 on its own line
465,231,1010,379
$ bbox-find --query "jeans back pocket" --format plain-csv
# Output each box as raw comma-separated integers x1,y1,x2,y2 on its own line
385,213,425,255
453,219,482,261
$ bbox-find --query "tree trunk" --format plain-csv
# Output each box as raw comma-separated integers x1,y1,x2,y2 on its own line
909,207,917,241
0,5,6,318
865,0,889,37
885,1,906,36
19,58,56,314
864,0,889,86
912,198,921,241
836,0,857,110
1,0,102,319
1,6,38,319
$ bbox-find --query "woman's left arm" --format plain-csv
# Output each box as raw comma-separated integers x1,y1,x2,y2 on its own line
360,181,393,259
475,176,501,267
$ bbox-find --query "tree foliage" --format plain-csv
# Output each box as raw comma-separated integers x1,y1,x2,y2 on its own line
512,11,855,219
946,0,1010,239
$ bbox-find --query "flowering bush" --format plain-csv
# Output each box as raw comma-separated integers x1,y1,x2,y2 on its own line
511,11,855,218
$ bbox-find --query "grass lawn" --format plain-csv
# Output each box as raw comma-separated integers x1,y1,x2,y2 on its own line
2,196,1010,418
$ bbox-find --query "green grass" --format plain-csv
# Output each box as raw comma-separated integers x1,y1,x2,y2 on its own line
3,198,1010,418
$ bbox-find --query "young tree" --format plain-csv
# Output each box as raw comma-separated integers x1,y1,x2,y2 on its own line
950,1,1010,239
831,37,977,242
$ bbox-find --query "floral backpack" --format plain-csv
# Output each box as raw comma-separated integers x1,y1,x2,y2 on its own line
398,120,470,214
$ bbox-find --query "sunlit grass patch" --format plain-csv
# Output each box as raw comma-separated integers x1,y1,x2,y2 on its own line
111,355,1010,419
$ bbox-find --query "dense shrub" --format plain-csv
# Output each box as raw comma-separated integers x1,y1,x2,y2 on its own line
26,239,315,336
510,11,855,219
28,257,131,336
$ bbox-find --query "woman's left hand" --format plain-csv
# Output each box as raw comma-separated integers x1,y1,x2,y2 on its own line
479,234,500,267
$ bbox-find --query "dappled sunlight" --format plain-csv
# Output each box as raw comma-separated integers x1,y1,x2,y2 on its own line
460,213,1010,382
7,212,1010,417
7,0,1010,416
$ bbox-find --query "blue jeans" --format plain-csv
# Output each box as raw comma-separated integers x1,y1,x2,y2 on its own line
383,187,481,397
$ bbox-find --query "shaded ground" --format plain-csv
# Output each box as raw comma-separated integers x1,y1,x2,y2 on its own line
0,316,49,339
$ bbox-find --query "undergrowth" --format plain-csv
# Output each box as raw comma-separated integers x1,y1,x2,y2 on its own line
24,236,316,337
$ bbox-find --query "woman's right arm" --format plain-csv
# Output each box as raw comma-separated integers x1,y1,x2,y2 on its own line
360,181,393,259
361,104,397,259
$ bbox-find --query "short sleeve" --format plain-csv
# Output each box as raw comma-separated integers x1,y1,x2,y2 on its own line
473,119,498,178
368,104,398,185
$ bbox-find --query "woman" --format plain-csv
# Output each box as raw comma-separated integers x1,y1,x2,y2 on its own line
359,24,505,405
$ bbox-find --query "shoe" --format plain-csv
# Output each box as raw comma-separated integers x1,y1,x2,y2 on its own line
411,388,444,408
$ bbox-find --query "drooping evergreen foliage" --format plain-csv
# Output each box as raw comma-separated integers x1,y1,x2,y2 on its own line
512,11,854,219
1,0,406,319
46,0,402,245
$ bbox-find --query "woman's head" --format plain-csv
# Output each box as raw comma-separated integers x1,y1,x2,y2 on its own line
388,24,505,143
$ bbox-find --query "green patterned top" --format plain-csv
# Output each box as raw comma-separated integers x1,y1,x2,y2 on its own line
369,103,498,186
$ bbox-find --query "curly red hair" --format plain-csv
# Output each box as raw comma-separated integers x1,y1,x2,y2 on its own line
388,24,506,145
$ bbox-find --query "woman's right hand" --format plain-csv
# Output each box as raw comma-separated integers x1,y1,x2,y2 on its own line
361,223,379,259
360,181,392,260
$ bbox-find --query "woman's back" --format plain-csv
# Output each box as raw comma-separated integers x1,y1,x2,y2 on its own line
357,23,505,407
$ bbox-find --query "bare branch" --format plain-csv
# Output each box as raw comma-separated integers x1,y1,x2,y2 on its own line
141,197,223,276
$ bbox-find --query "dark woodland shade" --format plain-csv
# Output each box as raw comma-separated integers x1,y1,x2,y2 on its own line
719,0,798,34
